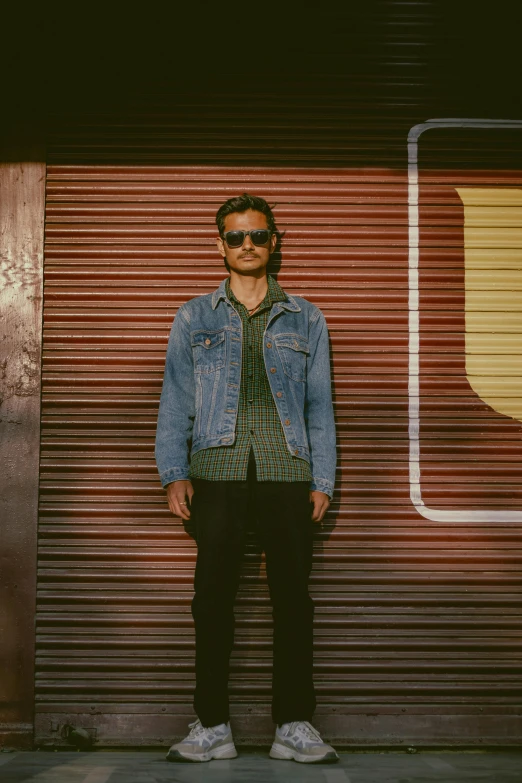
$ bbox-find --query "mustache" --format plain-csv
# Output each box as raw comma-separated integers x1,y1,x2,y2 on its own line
239,251,260,258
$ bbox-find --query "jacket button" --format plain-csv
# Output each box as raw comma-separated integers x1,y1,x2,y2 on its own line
266,342,272,348
270,367,276,373
285,419,290,426
294,449,299,455
205,338,211,346
276,391,282,398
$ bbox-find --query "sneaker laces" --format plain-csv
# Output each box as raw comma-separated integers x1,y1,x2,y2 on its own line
187,719,206,739
289,721,323,742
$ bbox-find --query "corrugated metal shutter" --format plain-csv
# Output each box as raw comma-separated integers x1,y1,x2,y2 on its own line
36,106,522,748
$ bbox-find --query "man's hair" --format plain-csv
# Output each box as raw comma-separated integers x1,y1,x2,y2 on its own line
215,193,277,237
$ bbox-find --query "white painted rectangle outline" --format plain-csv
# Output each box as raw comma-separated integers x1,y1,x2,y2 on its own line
408,118,522,522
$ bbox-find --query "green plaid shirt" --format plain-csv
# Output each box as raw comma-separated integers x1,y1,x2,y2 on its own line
189,276,312,483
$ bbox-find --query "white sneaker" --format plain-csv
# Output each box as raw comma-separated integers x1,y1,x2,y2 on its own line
166,719,238,762
270,721,339,763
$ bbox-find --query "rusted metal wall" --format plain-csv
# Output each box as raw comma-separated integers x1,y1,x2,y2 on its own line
0,149,45,748
35,102,522,748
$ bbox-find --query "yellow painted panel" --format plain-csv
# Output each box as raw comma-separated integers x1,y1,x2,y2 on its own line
461,248,522,268
465,356,522,375
456,226,522,248
458,187,522,422
459,207,522,228
466,269,522,290
466,311,522,332
464,291,522,311
465,335,522,353
456,188,522,207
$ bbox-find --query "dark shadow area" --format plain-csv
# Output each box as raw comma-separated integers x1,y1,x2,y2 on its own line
2,1,522,157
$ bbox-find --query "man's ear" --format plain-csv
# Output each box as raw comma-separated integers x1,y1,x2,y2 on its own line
216,236,226,257
270,232,277,253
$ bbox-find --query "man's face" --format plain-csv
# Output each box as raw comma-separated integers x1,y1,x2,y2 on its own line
216,209,277,276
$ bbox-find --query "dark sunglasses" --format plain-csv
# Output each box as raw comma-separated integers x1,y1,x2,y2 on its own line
222,229,272,248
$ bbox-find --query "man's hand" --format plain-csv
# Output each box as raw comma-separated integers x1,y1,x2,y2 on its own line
310,490,330,522
166,480,194,521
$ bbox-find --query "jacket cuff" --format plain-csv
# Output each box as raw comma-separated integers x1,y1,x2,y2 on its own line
160,467,191,488
310,477,334,499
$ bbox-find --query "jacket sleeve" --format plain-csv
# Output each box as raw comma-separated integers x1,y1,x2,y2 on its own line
155,305,195,487
305,309,337,498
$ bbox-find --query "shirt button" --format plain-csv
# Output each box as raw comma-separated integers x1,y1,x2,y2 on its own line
276,391,282,398
285,419,290,426
205,338,211,346
270,367,276,373
266,342,272,348
250,429,254,435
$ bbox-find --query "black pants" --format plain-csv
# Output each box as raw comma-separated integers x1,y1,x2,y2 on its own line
190,459,316,727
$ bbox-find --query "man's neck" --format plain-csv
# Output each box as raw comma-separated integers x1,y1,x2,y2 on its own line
228,272,269,309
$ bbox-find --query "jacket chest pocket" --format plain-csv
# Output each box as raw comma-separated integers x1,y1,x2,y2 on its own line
275,334,309,382
191,330,226,373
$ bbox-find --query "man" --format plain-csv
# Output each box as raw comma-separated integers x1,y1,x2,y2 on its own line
155,193,337,764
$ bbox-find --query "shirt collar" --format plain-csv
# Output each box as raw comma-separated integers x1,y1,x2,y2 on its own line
225,274,286,311
212,275,301,312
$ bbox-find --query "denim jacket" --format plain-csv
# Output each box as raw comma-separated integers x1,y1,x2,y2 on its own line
155,278,336,497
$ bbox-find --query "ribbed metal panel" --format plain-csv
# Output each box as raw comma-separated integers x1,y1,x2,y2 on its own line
36,112,522,748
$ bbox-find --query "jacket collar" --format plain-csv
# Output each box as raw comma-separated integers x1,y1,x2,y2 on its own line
211,276,301,312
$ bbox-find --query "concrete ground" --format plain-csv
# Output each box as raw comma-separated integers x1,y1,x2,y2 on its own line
1,750,521,783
